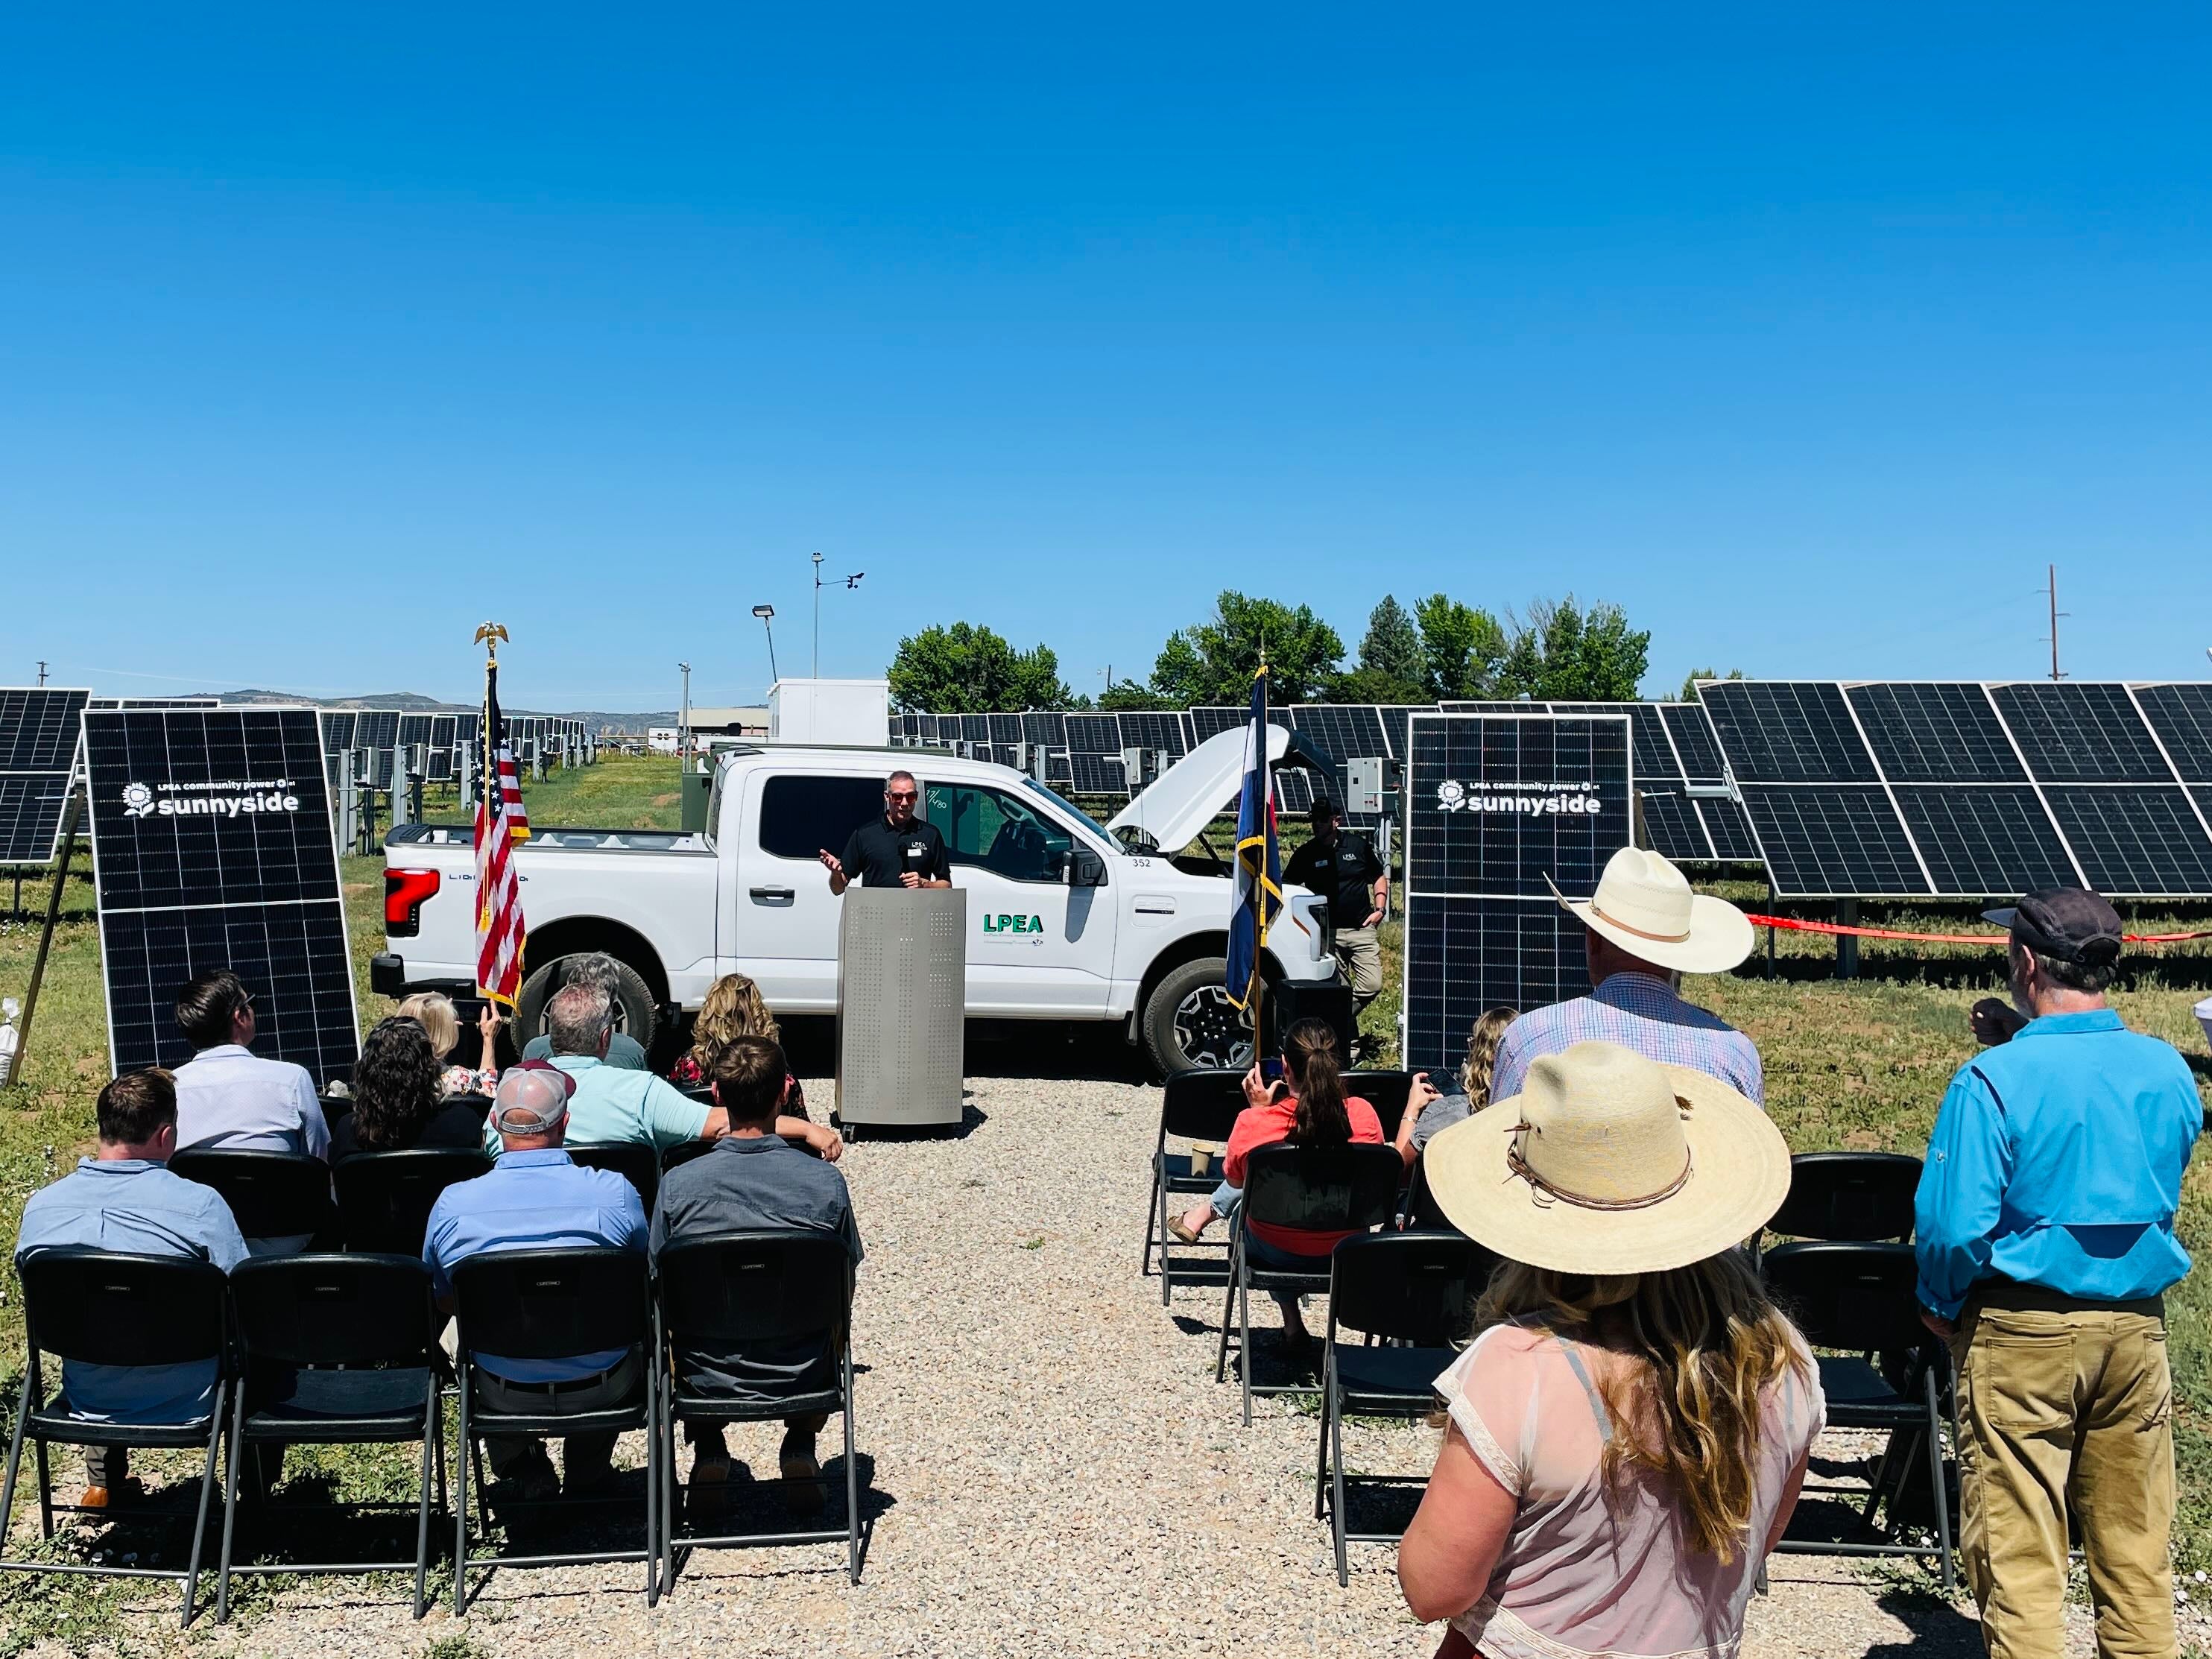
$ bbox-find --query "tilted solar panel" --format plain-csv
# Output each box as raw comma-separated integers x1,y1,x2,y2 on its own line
1551,703,1679,784
1288,705,1389,764
2041,787,2212,896
1637,790,1715,862
1700,682,1879,783
1273,768,1315,814
1894,786,2080,897
1739,786,1928,897
1988,683,2170,783
2133,684,2212,783
1116,711,1192,759
0,689,91,864
1064,714,1123,755
1021,712,1068,749
1696,796,1762,862
1659,701,1728,781
1066,751,1126,794
1846,683,2025,783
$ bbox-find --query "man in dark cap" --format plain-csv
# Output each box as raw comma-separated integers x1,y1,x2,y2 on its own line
1915,888,2201,1659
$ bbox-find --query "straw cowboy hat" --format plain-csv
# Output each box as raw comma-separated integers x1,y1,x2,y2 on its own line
1422,1041,1790,1275
1546,847,1754,976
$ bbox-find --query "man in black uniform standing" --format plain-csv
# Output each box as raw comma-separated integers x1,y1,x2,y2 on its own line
1282,798,1388,1047
818,770,952,893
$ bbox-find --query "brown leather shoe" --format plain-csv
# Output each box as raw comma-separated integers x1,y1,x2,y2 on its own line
78,1478,142,1511
779,1441,826,1517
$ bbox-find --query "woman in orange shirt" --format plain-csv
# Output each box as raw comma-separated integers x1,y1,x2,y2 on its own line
1170,1018,1385,1354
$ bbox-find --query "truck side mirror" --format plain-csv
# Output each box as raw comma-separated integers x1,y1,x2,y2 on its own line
1065,847,1107,887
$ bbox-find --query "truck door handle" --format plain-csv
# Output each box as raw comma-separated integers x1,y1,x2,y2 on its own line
750,885,794,905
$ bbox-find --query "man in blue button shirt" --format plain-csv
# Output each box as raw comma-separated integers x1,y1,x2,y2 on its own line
426,1063,648,1503
1915,888,2201,1659
15,1069,247,1509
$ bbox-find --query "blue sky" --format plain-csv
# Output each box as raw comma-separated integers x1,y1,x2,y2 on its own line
3,7,2208,711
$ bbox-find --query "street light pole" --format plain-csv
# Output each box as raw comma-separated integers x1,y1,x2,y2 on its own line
753,605,779,683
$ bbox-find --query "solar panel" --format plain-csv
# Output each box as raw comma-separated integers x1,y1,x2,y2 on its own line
1043,747,1072,786
1659,701,1728,780
1699,682,1879,783
1065,714,1123,756
1400,712,1633,1075
1189,705,1291,745
1288,705,1389,764
987,713,1025,746
1021,712,1068,749
1376,706,1430,761
352,710,399,789
426,715,457,781
1738,786,1929,897
2041,787,2212,897
1066,752,1126,794
1845,683,2025,783
1115,711,1191,759
1696,796,1762,862
1550,703,1678,783
319,710,358,795
82,707,360,1087
1988,683,2170,783
2133,684,2212,783
1637,790,1714,862
1435,701,1540,714
960,715,992,744
1273,768,1315,814
0,689,90,863
1894,786,2080,896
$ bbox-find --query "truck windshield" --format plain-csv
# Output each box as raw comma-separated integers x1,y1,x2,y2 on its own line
1020,777,1119,850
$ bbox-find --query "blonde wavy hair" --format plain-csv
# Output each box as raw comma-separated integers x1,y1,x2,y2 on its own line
1476,1254,1809,1563
1457,1005,1517,1105
395,991,461,1061
686,973,779,1076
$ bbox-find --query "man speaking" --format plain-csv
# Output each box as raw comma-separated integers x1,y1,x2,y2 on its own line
819,770,952,894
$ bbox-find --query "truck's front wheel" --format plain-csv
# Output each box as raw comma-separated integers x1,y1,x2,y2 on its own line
514,953,660,1055
1143,957,1257,1077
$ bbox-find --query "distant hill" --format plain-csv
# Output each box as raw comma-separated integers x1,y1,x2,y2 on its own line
215,690,677,734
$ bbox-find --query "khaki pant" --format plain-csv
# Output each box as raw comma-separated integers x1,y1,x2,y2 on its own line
1335,925,1382,1014
1952,1288,2175,1659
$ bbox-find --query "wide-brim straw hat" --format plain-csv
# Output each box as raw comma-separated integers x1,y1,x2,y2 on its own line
1422,1040,1791,1276
1547,846,1754,976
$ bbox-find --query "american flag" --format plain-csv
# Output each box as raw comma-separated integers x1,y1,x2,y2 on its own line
475,658,530,1005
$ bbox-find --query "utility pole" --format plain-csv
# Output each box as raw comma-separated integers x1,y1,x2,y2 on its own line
677,662,692,761
2043,564,2067,682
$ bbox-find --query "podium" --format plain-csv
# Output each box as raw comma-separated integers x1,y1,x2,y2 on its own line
835,886,967,1131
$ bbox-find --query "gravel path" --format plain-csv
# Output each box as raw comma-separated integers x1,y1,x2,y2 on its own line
33,1060,2209,1657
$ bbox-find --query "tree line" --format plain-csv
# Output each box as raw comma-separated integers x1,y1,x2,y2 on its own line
886,590,1658,713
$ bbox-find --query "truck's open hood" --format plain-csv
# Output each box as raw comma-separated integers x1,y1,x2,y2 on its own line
1106,723,1292,853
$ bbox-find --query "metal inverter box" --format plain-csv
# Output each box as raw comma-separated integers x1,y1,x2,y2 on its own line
835,885,966,1130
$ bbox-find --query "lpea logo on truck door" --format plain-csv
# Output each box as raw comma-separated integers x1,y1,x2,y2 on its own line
982,913,1045,934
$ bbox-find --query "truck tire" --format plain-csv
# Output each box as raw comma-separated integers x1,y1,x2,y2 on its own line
514,954,660,1055
1143,956,1257,1078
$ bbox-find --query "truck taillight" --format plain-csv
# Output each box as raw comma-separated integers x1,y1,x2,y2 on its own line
385,868,440,935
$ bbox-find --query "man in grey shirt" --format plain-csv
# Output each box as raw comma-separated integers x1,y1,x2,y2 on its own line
518,954,648,1070
651,1037,861,1518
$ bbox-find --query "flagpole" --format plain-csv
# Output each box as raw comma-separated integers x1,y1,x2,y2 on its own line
1252,658,1268,1065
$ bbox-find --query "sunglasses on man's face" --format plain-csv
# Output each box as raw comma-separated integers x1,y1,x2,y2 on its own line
887,789,917,802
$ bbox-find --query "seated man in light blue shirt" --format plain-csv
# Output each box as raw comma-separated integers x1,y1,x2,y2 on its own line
15,1068,247,1509
429,1063,648,1502
517,953,649,1070
487,985,841,1163
1915,888,2201,1659
170,969,331,1160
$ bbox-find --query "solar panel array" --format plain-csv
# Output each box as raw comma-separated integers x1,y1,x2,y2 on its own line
0,689,91,864
83,707,361,1087
1400,712,1634,1074
1701,680,2212,898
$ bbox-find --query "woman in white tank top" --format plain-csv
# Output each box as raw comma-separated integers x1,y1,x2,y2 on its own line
1397,1040,1822,1659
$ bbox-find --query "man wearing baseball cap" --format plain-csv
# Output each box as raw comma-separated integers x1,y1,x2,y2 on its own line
1916,888,2202,1659
426,1062,649,1503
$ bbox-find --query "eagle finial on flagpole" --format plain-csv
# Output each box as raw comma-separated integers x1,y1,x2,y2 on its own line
474,622,508,663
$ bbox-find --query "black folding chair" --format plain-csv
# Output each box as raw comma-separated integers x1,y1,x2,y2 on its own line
1762,1152,1923,1253
1315,1232,1489,1583
1343,1069,1415,1122
449,1248,660,1614
0,1251,232,1626
568,1143,660,1216
1214,1143,1403,1424
655,1232,862,1590
1141,1069,1245,1304
333,1148,493,1255
216,1255,445,1622
167,1149,338,1247
1398,1151,1466,1235
1761,1241,1954,1589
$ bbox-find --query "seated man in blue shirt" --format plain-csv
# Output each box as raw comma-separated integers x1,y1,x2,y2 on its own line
652,1037,862,1520
14,1069,248,1509
1915,888,2202,1659
426,1063,648,1503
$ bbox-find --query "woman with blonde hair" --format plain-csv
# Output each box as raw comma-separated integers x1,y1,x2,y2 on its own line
395,990,499,1098
1394,1005,1518,1169
1398,1040,1821,1658
670,973,809,1116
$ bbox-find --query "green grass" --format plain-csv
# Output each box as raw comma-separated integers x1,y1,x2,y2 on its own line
2,754,2211,1639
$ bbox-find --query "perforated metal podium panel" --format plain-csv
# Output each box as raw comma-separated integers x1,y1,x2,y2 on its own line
835,886,967,1128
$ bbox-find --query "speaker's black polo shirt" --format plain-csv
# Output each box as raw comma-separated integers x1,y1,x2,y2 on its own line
840,815,951,887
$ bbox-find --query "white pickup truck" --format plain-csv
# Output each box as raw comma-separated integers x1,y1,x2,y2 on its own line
371,728,1342,1075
